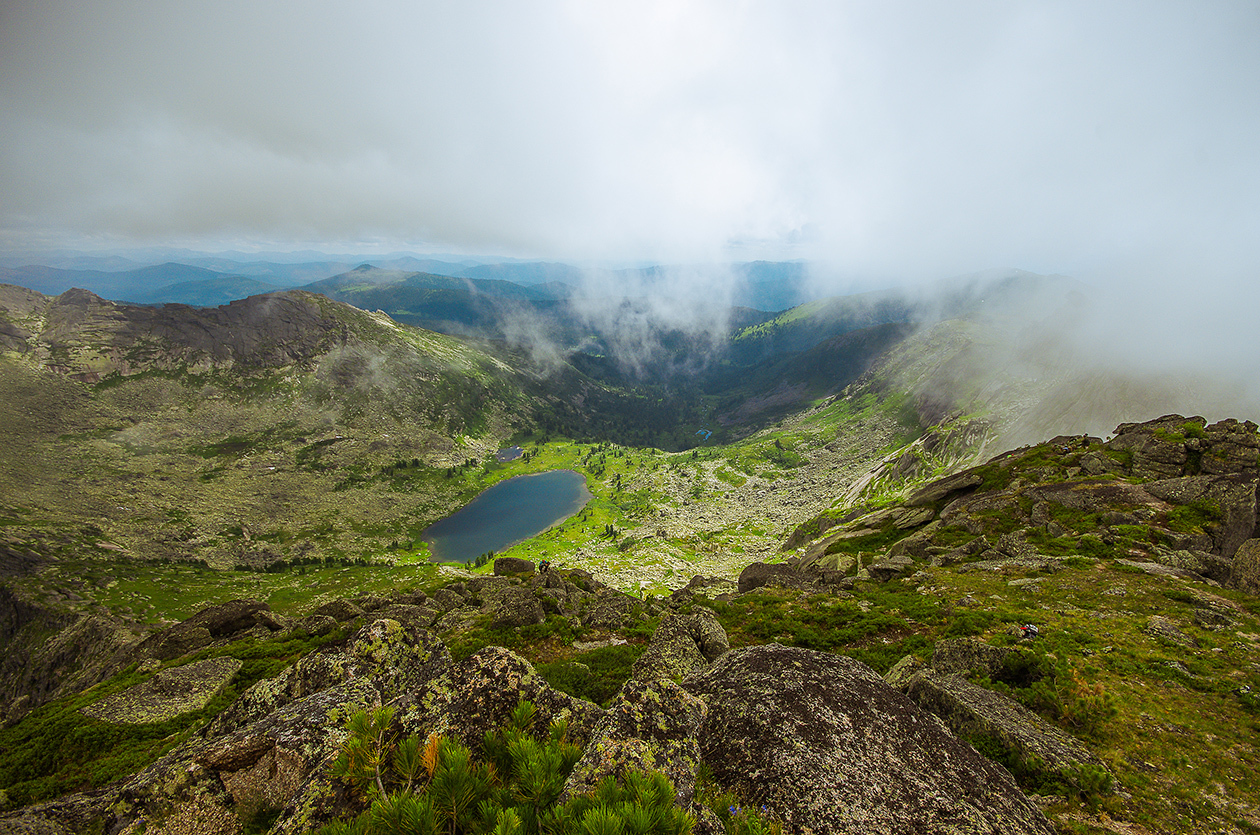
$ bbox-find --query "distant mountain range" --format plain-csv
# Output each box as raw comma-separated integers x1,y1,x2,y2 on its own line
0,254,820,312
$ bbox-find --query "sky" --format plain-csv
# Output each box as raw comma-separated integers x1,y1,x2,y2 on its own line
1,1,1257,279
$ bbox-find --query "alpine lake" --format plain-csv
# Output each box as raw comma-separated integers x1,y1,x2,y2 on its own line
421,467,592,564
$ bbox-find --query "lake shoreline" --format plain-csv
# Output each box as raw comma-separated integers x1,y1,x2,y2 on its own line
421,469,591,564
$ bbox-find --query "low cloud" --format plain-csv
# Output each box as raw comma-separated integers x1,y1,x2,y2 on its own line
2,1,1256,419
2,2,1257,275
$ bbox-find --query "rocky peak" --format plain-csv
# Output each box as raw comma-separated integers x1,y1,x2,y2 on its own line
1,286,361,381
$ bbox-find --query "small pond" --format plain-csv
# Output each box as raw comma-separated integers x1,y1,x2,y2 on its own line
422,469,591,564
495,446,524,462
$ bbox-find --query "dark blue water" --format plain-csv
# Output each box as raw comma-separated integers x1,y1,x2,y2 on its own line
422,469,591,563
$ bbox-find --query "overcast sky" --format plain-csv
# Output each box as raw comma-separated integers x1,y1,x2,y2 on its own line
1,1,1257,280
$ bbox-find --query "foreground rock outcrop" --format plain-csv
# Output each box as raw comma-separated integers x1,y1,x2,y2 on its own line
684,643,1056,835
782,414,1259,595
1,591,1074,835
902,669,1104,787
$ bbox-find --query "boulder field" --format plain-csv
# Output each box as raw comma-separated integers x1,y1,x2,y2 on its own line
0,601,1056,835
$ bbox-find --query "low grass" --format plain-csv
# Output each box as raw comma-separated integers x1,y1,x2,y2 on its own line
54,558,439,623
704,587,941,673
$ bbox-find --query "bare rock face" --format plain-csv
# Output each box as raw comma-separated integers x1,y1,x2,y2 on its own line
736,561,808,594
684,643,1055,835
631,608,729,683
1232,539,1260,595
493,557,535,576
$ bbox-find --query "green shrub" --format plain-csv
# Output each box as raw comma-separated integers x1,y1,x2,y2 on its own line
446,614,583,662
318,700,712,835
944,610,996,638
705,589,940,674
538,643,647,706
694,764,782,835
1166,499,1222,533
979,650,1117,739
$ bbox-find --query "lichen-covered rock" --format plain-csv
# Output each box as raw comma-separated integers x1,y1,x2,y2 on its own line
1145,474,1257,558
933,534,991,567
736,561,805,594
350,594,389,612
1144,615,1198,648
0,790,112,835
430,587,466,614
464,575,509,596
291,614,338,637
312,598,364,622
125,618,454,833
218,745,307,823
892,505,936,528
81,657,242,724
883,653,926,689
582,595,643,631
117,679,378,833
208,618,449,737
905,469,983,507
135,625,213,662
666,575,738,604
903,669,1105,787
1198,419,1260,475
563,678,706,804
866,555,915,582
485,586,545,628
0,590,139,714
631,609,728,683
536,586,571,616
409,646,603,752
195,733,274,772
182,599,275,638
1231,539,1260,595
349,618,442,686
493,557,535,576
129,601,281,665
941,489,1027,527
1107,416,1193,479
125,793,242,835
931,638,1016,679
1148,547,1233,583
368,603,438,628
684,643,1055,835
